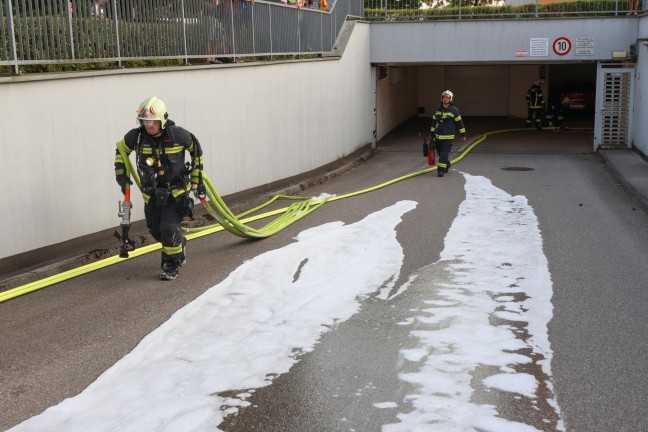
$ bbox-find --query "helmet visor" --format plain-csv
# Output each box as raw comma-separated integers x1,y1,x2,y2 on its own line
137,105,163,121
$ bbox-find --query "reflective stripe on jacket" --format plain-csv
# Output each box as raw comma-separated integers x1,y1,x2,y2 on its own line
114,120,203,202
431,105,466,140
527,86,544,109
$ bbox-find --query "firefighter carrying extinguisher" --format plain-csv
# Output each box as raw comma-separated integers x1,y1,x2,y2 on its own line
431,90,467,178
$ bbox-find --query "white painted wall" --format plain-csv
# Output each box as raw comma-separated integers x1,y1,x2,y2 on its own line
0,23,373,260
633,17,648,156
376,66,418,140
5,16,648,261
371,18,639,63
416,65,540,119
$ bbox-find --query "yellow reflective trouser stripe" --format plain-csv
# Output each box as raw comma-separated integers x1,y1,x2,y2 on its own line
162,245,183,255
436,134,455,140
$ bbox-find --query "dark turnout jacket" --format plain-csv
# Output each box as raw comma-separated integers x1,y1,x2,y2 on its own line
114,120,203,203
431,105,466,140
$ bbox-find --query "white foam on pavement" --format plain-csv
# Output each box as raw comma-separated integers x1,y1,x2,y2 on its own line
9,201,417,432
383,173,564,432
10,173,563,432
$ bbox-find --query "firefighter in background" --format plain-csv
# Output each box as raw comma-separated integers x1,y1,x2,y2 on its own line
545,95,570,130
114,97,205,281
431,90,467,178
526,80,545,130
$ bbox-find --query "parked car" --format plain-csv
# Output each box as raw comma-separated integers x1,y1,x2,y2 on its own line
558,80,595,111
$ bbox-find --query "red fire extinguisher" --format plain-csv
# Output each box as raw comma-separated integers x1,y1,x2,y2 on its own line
427,138,436,166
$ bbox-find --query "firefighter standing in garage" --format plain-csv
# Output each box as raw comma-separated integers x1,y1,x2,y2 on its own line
114,96,206,281
431,90,467,178
526,80,545,129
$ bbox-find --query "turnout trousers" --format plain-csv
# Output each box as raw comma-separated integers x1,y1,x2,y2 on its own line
144,197,186,271
436,139,453,173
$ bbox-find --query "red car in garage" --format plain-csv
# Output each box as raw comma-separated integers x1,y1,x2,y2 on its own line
558,80,596,111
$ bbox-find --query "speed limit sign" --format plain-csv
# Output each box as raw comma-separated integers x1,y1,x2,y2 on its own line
553,37,571,56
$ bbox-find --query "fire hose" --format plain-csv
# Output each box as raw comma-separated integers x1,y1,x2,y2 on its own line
0,127,539,303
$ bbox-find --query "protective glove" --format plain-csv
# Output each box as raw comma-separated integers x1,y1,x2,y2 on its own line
116,174,132,194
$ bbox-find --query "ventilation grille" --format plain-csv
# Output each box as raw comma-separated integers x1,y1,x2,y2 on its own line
600,71,632,148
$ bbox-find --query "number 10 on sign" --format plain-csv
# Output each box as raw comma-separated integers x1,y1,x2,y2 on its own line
553,37,571,56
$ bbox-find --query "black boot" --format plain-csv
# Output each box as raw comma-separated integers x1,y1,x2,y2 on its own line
161,262,180,280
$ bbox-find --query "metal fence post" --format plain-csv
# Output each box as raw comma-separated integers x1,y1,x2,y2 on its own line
231,1,236,62
6,0,19,74
66,0,75,61
181,0,189,65
252,0,256,54
112,0,122,67
269,3,273,60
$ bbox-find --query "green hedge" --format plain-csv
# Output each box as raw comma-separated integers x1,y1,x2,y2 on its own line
365,0,634,18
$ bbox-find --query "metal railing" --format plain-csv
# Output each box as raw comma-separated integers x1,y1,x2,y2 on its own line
364,0,644,21
0,0,363,74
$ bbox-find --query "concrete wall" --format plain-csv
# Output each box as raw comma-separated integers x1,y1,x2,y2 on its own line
370,18,639,63
416,65,540,118
6,16,648,261
632,17,648,156
0,23,373,260
376,66,418,140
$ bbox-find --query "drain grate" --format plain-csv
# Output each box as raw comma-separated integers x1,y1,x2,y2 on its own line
500,167,535,171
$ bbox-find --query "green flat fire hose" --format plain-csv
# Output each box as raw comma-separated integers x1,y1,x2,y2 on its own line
0,127,542,303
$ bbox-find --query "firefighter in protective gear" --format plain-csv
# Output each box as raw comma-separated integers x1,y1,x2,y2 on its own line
545,95,569,130
431,90,467,178
526,80,545,129
114,96,205,281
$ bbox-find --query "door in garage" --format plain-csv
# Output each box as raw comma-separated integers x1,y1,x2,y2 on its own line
594,63,634,149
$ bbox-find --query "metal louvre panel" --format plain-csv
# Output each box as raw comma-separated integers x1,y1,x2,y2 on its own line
600,70,632,148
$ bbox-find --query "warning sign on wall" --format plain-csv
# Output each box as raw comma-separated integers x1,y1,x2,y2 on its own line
575,37,594,56
530,38,549,57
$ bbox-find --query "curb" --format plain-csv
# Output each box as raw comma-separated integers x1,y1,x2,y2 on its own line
599,149,648,215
